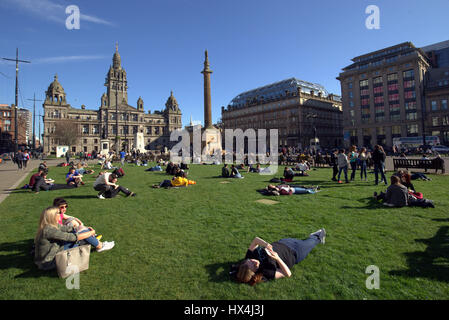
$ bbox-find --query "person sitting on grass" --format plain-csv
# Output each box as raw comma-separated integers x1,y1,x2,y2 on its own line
222,164,230,177
248,164,261,173
52,197,108,244
373,175,434,208
66,167,84,187
282,167,295,182
294,160,310,176
76,162,94,175
230,164,244,178
34,207,115,271
33,171,54,193
93,172,136,199
373,175,408,207
231,230,326,285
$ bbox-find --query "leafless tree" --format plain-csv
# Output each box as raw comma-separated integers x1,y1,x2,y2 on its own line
53,120,80,148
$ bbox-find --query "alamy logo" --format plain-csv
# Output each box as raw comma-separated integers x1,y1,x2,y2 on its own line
66,5,80,30
365,5,380,30
65,265,80,289
170,127,279,175
365,265,380,289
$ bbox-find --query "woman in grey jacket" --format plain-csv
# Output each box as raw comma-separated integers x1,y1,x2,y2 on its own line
34,207,113,270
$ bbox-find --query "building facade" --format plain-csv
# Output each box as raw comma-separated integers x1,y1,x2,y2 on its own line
0,104,28,153
221,78,343,150
43,47,182,155
338,40,449,149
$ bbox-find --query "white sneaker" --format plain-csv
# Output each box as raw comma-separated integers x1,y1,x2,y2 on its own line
310,229,326,244
97,241,115,252
97,194,105,199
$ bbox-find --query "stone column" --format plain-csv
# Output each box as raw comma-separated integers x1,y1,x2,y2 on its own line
201,50,213,129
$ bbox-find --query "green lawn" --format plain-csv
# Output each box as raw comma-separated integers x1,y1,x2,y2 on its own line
0,163,448,299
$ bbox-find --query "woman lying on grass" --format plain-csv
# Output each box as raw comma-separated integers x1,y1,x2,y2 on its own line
232,230,326,285
259,184,320,196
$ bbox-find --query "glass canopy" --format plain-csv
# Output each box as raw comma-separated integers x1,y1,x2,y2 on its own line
228,77,331,108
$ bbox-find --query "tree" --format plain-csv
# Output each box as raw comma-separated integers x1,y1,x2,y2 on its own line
53,120,80,148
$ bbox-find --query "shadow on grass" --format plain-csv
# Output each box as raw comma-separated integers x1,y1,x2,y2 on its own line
338,197,393,210
389,226,449,282
204,262,234,283
62,194,99,199
0,239,58,279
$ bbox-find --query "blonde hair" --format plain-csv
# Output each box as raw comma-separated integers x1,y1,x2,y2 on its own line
34,207,60,244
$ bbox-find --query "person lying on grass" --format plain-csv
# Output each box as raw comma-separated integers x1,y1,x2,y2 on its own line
259,184,319,196
373,175,434,208
93,172,136,199
34,207,115,271
232,230,326,285
152,171,196,188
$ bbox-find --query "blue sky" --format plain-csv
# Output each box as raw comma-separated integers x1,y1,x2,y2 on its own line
0,0,448,136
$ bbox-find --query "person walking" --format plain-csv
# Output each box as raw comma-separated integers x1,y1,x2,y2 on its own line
359,147,368,181
337,149,349,183
372,145,388,185
349,146,358,181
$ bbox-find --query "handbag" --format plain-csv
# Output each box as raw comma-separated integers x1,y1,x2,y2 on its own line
55,244,91,278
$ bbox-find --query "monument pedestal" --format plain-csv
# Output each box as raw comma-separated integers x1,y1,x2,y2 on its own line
134,131,146,153
100,139,110,155
202,127,222,162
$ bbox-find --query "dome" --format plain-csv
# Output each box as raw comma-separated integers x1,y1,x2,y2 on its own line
47,74,65,94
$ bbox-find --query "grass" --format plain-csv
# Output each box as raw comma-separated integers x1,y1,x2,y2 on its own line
0,162,448,300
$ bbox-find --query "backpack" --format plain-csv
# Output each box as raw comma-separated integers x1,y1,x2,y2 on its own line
113,168,125,178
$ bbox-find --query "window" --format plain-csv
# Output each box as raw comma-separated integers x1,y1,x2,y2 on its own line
349,101,354,107
407,124,418,136
387,73,398,82
373,76,383,84
360,80,369,88
392,126,401,135
403,80,415,88
348,91,353,99
432,117,439,126
406,112,417,120
443,116,449,126
93,125,99,134
83,139,87,144
431,101,438,111
432,131,440,136
348,82,353,89
442,100,448,110
404,91,416,100
403,69,415,79
405,101,417,110
82,125,89,134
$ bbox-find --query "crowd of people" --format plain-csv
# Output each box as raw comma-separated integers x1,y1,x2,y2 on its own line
23,145,443,284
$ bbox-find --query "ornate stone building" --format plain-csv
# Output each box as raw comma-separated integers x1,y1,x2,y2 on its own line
221,78,343,150
43,47,182,155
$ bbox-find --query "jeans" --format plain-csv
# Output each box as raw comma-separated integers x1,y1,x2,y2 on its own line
63,229,99,250
360,161,367,180
338,166,348,182
293,187,316,194
350,162,357,180
277,236,320,264
332,165,338,180
374,162,387,185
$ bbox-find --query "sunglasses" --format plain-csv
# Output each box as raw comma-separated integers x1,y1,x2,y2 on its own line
59,205,68,209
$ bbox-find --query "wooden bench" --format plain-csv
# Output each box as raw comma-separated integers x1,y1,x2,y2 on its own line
393,158,445,174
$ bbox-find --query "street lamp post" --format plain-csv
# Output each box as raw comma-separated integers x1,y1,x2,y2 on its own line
2,49,31,154
27,93,42,151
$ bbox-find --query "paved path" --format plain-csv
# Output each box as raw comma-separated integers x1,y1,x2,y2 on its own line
0,159,61,204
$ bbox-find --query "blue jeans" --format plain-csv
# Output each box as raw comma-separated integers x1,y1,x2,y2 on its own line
374,162,387,185
360,161,367,180
350,161,357,180
338,166,348,182
293,187,316,194
278,236,320,264
64,229,99,250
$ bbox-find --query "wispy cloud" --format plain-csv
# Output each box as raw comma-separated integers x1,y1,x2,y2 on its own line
34,55,108,64
3,0,114,26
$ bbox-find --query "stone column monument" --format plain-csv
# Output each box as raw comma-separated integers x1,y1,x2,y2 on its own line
134,125,145,153
201,50,222,160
